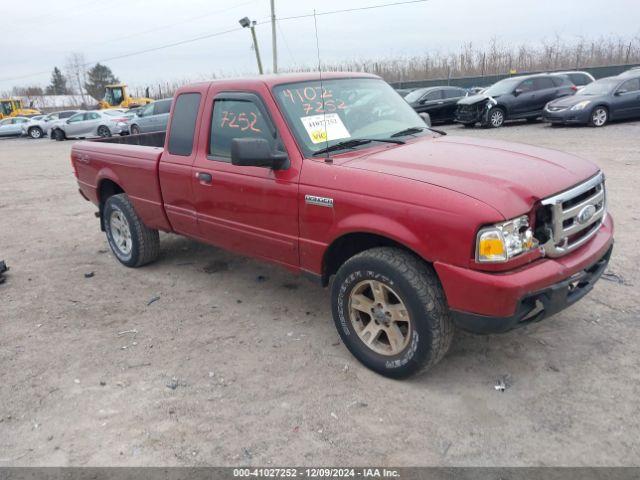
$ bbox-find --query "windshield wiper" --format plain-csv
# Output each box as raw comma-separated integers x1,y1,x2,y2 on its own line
390,125,447,138
312,138,404,156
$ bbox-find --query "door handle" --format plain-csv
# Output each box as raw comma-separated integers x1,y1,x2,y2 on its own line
196,172,213,184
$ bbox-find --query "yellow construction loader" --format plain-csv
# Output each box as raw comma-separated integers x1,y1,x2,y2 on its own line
0,98,41,119
98,84,153,109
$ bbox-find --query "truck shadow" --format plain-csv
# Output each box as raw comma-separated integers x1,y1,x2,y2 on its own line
153,234,571,387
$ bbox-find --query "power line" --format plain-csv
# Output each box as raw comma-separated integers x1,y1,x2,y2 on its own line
258,0,429,24
0,0,430,84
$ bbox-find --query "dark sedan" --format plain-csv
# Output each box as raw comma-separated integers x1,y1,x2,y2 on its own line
405,86,468,123
455,74,575,128
543,75,640,127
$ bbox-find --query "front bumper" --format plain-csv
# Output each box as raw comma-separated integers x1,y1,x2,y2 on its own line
451,244,612,333
434,215,614,333
455,104,485,124
543,108,591,125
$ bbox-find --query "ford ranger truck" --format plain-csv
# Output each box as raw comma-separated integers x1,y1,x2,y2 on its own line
72,73,614,379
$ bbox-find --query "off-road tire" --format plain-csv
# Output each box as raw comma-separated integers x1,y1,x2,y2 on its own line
103,193,159,268
28,127,43,139
53,129,65,141
331,247,454,379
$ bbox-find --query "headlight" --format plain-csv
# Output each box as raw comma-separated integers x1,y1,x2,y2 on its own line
476,215,537,263
570,100,591,111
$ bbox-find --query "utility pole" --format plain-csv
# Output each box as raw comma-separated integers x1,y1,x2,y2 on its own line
270,0,278,73
239,17,264,74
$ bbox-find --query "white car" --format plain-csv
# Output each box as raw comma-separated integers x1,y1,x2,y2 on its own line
50,110,130,141
22,110,81,139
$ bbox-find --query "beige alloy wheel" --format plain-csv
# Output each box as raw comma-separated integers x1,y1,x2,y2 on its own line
348,279,412,356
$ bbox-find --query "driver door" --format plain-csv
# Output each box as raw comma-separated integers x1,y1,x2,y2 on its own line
64,113,86,136
191,90,300,268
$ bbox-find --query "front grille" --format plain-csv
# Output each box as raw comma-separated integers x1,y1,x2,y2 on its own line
546,105,568,112
539,172,606,257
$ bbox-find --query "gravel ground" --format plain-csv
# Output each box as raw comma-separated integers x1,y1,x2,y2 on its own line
1,120,639,466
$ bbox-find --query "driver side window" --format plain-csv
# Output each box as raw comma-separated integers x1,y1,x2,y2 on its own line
209,99,274,161
423,90,442,101
68,113,84,123
619,79,640,93
517,79,536,93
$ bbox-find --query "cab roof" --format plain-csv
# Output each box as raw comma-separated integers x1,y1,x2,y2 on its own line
177,72,381,92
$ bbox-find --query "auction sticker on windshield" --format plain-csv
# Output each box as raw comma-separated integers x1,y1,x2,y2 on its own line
300,113,351,144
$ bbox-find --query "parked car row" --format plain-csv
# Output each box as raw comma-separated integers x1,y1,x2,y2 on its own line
1,99,173,140
398,67,639,128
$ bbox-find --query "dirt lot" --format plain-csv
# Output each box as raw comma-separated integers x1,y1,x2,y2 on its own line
1,121,639,467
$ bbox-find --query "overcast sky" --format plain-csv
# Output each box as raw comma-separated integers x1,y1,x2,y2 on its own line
1,0,639,91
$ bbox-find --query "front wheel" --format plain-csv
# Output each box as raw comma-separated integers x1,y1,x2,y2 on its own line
53,129,65,141
331,247,454,378
130,125,140,135
484,107,505,128
103,194,160,267
589,106,608,127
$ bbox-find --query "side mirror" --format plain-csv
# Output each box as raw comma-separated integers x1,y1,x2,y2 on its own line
419,112,431,127
231,138,288,169
66,119,71,124
513,88,523,97
614,89,627,96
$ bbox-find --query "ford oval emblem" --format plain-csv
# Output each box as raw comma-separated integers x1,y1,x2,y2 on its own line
577,204,597,224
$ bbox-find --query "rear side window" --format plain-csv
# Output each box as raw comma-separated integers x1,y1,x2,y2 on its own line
533,77,554,89
568,73,589,86
154,100,172,115
168,93,201,156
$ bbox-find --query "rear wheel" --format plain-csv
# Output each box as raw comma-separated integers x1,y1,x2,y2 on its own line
103,193,159,268
98,125,111,137
331,247,454,378
589,106,608,127
28,127,43,139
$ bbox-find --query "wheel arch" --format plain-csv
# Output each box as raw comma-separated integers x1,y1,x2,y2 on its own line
321,231,429,287
97,178,125,230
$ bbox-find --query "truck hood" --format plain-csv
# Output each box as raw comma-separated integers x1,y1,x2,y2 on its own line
341,135,599,219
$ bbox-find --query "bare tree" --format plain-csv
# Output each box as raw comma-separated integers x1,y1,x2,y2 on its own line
65,52,88,103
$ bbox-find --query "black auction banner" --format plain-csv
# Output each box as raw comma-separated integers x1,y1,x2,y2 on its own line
1,468,639,480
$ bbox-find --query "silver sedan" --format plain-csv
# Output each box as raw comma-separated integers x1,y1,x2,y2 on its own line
0,117,30,137
50,110,130,141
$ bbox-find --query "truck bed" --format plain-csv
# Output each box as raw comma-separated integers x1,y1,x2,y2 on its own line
72,136,171,231
93,131,166,148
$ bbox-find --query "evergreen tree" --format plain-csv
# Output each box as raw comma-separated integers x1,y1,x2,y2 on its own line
84,63,119,100
46,67,69,95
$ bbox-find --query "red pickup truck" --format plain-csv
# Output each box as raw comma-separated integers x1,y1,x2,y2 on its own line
72,73,613,378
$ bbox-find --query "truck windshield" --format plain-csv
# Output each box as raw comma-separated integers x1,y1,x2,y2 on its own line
273,78,426,156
